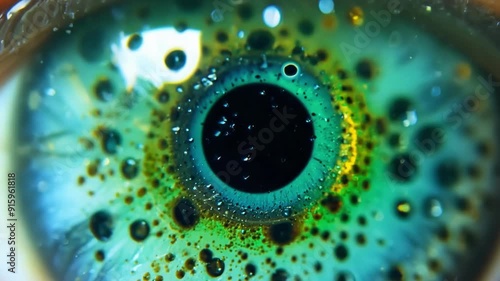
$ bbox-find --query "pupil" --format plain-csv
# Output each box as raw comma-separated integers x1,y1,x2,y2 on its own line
284,64,298,76
202,83,314,193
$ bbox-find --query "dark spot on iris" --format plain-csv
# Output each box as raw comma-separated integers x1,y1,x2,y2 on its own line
271,269,289,281
314,261,322,272
237,3,253,20
170,107,181,122
174,0,202,10
283,64,298,76
245,263,256,277
356,233,366,245
337,69,348,79
334,244,348,261
199,249,213,263
79,29,107,62
355,59,376,80
94,78,114,102
89,210,113,241
375,118,387,135
455,196,471,212
121,158,139,180
460,227,476,247
158,139,168,150
388,133,402,148
467,164,482,179
436,225,449,241
435,160,461,187
414,125,446,153
317,49,328,61
298,19,314,36
336,271,355,281
387,265,404,281
184,258,196,270
216,31,228,43
98,128,121,155
321,194,343,214
311,227,319,236
246,30,275,50
127,33,142,50
339,231,348,240
94,250,105,262
206,258,225,277
276,247,284,255
428,259,441,272
165,253,175,262
156,90,170,104
176,270,185,279
388,98,413,122
269,221,297,245
340,213,349,222
292,45,305,56
388,153,418,182
173,198,199,228
165,50,187,71
129,219,150,242
202,83,313,193
279,28,289,37
358,216,367,226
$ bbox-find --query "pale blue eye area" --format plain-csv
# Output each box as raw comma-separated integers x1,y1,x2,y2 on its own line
7,0,500,280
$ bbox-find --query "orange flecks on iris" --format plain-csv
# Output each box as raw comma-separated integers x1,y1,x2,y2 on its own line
330,103,358,192
348,6,364,26
455,62,472,80
322,15,337,29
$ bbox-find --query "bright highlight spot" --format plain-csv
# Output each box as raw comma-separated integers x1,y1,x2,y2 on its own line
112,28,202,89
263,5,281,28
319,0,335,14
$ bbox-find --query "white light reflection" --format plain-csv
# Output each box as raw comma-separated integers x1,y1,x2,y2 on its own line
319,0,335,14
112,28,202,89
263,5,281,28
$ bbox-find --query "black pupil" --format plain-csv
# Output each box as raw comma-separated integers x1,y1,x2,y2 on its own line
284,64,298,76
202,83,314,193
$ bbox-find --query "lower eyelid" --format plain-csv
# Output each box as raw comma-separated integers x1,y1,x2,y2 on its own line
1,1,499,281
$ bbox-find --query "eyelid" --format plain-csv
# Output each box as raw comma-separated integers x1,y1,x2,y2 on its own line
0,0,118,85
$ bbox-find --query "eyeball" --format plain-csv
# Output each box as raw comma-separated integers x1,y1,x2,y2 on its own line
0,0,499,281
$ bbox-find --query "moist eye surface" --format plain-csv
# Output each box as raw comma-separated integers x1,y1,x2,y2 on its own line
11,0,499,281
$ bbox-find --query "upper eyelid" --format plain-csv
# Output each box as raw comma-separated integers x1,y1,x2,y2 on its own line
0,0,119,84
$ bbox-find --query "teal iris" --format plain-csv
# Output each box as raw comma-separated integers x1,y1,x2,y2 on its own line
172,56,343,223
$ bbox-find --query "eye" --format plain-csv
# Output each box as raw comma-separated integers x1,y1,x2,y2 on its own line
1,0,499,281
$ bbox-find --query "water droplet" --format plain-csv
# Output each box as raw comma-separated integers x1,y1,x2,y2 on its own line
172,127,181,132
425,198,443,218
121,158,139,180
129,219,150,242
176,86,184,93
